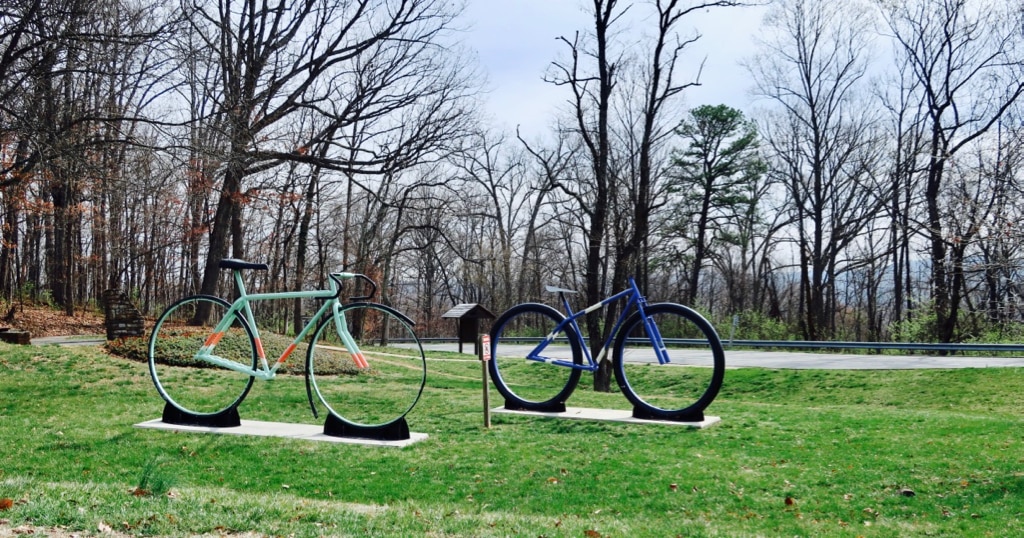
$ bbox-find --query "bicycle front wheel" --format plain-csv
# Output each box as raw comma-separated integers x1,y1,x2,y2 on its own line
306,303,426,427
613,303,725,420
148,295,257,416
489,303,583,411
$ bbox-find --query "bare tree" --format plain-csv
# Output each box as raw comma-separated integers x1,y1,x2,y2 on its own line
750,0,885,339
976,117,1024,327
449,130,565,310
545,2,617,385
0,0,178,312
708,166,786,317
181,0,476,320
0,0,68,184
879,0,1024,343
875,45,929,335
544,0,742,390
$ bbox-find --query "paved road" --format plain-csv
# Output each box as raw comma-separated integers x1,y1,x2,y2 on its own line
31,335,106,346
32,337,1024,369
420,343,1024,370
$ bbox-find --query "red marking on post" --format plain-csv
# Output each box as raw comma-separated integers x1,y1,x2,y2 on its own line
481,334,491,362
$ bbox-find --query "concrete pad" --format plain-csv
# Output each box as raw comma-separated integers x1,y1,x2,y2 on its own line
135,418,428,447
492,406,720,428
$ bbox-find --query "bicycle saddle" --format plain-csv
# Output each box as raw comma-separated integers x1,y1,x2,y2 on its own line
219,258,269,271
544,285,578,294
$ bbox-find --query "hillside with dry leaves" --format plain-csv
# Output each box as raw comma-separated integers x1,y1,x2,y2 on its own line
3,304,108,338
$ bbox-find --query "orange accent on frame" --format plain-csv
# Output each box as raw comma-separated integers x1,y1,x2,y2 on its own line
277,343,298,364
203,332,225,347
255,338,266,360
353,352,369,369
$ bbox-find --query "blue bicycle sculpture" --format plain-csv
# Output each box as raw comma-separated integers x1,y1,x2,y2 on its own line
488,278,725,421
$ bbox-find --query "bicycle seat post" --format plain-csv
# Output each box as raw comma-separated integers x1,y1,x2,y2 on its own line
558,291,574,315
544,285,578,314
229,270,260,340
232,269,248,297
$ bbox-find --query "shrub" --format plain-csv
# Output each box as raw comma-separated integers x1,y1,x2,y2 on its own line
105,333,362,376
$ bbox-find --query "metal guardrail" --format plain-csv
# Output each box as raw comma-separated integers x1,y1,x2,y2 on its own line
724,339,1024,354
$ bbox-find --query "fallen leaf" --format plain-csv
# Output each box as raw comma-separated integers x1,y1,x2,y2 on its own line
669,483,678,492
585,530,602,538
899,488,916,497
0,498,12,510
785,496,795,506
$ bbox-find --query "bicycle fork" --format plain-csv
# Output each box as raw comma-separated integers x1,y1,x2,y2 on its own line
331,303,369,369
305,302,371,418
642,313,673,365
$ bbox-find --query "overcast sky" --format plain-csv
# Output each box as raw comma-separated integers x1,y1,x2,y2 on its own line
461,0,768,139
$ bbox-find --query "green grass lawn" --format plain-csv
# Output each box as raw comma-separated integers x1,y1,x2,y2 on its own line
2,342,1024,536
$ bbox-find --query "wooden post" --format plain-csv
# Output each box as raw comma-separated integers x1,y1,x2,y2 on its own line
479,333,491,428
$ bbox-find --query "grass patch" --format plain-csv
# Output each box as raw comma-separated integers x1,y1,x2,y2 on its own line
3,343,1024,536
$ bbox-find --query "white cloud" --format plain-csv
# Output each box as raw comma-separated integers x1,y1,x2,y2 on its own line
462,0,767,138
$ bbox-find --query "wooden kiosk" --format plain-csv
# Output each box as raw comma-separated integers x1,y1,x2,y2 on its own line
441,303,495,354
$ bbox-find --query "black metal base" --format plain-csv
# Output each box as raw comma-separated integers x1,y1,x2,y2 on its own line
631,405,704,423
161,402,241,427
323,413,411,441
503,398,566,413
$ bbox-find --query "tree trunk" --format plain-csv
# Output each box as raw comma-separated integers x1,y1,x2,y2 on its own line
925,139,952,343
293,168,320,335
196,164,244,323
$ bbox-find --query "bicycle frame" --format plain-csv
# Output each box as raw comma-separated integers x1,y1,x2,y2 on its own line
193,270,368,380
530,277,673,370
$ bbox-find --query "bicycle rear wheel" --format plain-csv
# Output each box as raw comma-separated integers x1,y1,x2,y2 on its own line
612,303,725,421
306,303,426,427
148,295,257,416
489,303,583,411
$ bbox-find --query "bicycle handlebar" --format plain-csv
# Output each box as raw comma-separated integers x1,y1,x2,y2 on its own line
330,272,378,302
348,274,377,301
